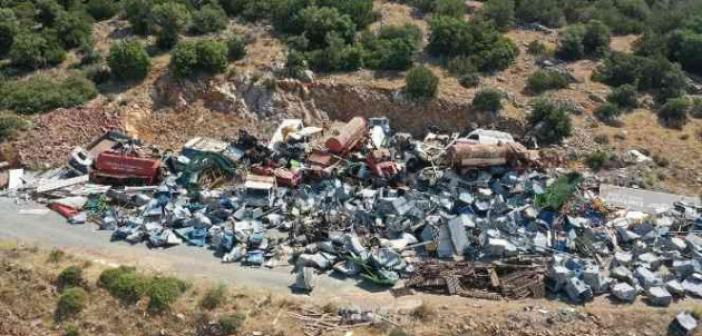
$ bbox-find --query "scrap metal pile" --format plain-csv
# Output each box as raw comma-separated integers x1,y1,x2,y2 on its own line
3,116,702,306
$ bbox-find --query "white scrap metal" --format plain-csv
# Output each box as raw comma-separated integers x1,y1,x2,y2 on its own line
8,169,24,189
36,175,89,193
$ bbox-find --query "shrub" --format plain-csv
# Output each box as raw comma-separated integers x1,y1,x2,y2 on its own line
582,20,611,57
170,39,228,77
594,103,622,122
528,98,572,144
108,40,151,81
56,287,87,320
476,38,519,72
48,249,66,263
86,0,118,20
219,313,246,334
108,271,148,304
298,6,356,50
0,9,19,56
472,88,503,113
284,50,308,79
404,66,438,100
9,32,66,69
227,35,247,61
434,0,465,18
691,98,702,119
447,56,477,77
199,284,227,310
0,75,97,114
147,276,188,312
459,73,480,88
360,24,422,71
480,0,515,31
55,11,94,49
83,64,112,84
667,29,702,76
658,97,690,128
36,0,65,26
410,302,436,321
607,84,638,109
655,66,689,103
123,0,155,35
150,2,191,49
527,69,569,94
0,113,28,141
515,0,564,28
593,52,640,87
191,3,228,34
527,40,547,55
556,25,585,60
534,172,582,210
307,34,363,72
98,266,136,289
64,324,80,336
57,266,84,291
317,0,377,28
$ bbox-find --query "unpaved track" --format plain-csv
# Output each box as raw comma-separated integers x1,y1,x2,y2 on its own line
0,198,389,304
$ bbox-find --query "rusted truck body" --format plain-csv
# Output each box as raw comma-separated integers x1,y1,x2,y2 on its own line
446,142,538,168
91,151,162,185
325,117,368,155
366,149,400,178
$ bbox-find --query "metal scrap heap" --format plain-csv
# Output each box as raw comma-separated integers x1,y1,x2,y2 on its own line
2,117,702,306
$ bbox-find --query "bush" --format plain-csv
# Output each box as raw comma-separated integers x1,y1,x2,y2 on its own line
56,287,87,320
586,150,610,171
170,39,228,77
150,2,191,49
607,84,638,109
534,172,582,210
594,103,622,122
219,313,246,334
528,98,572,144
459,73,480,88
9,32,66,69
515,0,564,28
227,35,247,61
284,50,308,79
0,9,19,56
691,98,702,119
447,56,477,77
527,40,547,55
667,29,702,76
582,20,611,57
199,284,227,310
593,52,640,87
36,0,65,26
434,0,465,18
64,324,80,336
123,0,155,35
0,75,97,114
55,11,94,49
472,88,503,113
307,34,363,72
298,6,356,50
527,69,569,94
404,66,438,100
317,0,377,29
191,3,228,34
57,266,84,291
556,25,585,60
109,271,148,304
86,0,118,20
480,0,515,31
360,24,422,71
557,21,610,61
0,113,28,141
98,266,136,288
83,64,112,84
147,276,188,312
108,40,151,81
658,97,690,128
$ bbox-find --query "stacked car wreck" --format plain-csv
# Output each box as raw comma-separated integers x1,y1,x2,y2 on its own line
2,117,702,308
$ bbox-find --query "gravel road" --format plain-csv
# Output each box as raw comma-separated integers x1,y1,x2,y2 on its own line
0,198,386,303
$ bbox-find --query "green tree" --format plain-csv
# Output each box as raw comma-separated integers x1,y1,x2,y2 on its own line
55,11,94,49
607,84,638,109
556,24,585,60
150,2,191,49
195,39,228,74
317,0,377,29
658,97,690,128
404,66,438,100
472,88,503,113
360,24,421,71
667,29,702,76
227,35,247,61
481,0,515,31
593,52,641,87
9,32,66,69
298,6,356,50
108,40,151,81
123,0,155,35
594,103,622,122
284,50,308,79
36,0,65,26
307,33,363,72
515,0,564,28
528,98,572,144
170,41,199,77
583,20,611,57
191,3,228,34
527,69,569,94
86,0,118,20
0,9,19,56
435,0,465,18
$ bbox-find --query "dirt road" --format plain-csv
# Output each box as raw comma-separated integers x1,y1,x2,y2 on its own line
0,198,384,303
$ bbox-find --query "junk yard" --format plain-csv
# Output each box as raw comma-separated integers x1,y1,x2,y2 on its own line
2,115,702,320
